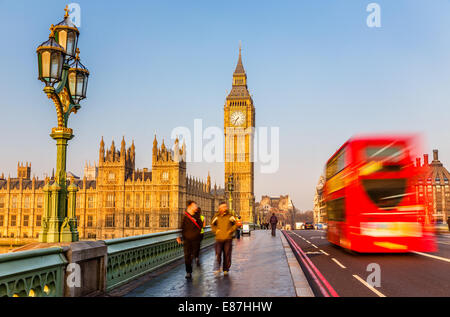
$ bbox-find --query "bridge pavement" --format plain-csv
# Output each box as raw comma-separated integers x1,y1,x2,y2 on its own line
121,230,301,297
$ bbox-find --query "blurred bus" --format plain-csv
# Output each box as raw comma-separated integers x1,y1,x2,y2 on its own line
323,135,436,253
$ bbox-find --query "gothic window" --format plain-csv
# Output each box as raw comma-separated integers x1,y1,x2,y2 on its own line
37,196,43,208
162,171,169,181
10,215,16,227
88,196,95,209
87,215,93,227
125,214,130,227
145,194,151,209
160,193,169,208
24,196,30,209
159,213,169,228
106,194,115,207
105,214,115,227
126,194,131,208
23,215,29,227
76,196,81,208
135,194,141,208
36,215,41,227
135,214,140,227
11,196,17,209
0,215,4,227
0,196,4,209
145,214,150,227
108,172,116,181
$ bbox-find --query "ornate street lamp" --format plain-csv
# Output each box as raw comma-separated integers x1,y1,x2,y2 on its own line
53,6,79,58
68,48,89,104
36,6,89,243
36,25,65,87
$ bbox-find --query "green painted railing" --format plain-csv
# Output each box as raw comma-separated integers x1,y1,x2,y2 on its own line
0,227,217,296
0,247,67,297
105,227,215,291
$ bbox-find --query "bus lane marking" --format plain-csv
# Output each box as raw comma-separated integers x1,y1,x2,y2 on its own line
331,258,346,269
353,274,386,297
319,250,330,256
412,251,450,263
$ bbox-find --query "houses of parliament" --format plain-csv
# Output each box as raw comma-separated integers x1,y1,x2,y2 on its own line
0,48,255,243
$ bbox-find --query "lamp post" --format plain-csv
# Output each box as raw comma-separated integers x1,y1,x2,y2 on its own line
227,174,234,215
36,6,89,243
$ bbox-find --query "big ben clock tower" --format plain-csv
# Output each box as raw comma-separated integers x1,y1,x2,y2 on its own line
224,45,255,223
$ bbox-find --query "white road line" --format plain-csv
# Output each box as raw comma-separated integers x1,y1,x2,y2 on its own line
437,241,450,246
353,275,386,297
311,243,318,248
320,250,330,256
331,258,346,269
306,240,311,244
412,251,450,263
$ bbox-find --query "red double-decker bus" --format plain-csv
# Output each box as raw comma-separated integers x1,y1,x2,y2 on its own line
323,135,436,253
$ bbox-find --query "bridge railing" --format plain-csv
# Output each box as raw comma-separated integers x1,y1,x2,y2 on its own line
0,227,216,296
105,227,215,291
0,247,68,297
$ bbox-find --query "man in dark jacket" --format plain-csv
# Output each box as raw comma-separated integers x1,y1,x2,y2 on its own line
211,202,237,275
270,213,278,237
177,200,203,279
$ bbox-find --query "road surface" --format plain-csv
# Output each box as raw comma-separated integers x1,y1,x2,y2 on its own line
284,229,450,297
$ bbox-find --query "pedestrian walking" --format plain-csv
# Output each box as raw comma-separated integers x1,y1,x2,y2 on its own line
235,216,243,239
270,213,278,237
177,200,203,279
211,202,238,275
194,207,206,266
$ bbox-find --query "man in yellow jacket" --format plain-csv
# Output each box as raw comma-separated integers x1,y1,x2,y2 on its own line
211,202,238,275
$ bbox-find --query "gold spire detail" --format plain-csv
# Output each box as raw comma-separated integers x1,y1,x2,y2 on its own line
64,5,70,18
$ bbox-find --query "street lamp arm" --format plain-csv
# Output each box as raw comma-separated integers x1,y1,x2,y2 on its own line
44,65,80,128
44,87,65,128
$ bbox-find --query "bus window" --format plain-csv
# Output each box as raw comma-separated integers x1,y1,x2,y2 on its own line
366,146,403,162
362,178,407,209
327,198,345,221
326,148,346,180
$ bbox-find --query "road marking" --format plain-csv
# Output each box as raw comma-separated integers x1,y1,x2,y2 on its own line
320,250,329,256
353,274,386,297
438,241,450,246
331,258,346,269
412,251,450,263
306,240,311,244
311,243,318,248
305,251,322,255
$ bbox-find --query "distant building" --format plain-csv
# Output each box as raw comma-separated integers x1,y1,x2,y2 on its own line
256,195,296,227
415,150,449,224
313,175,326,224
0,136,225,243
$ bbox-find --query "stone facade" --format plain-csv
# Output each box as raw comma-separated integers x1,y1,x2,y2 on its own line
0,137,224,243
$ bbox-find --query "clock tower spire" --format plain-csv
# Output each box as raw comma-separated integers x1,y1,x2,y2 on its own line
224,43,255,223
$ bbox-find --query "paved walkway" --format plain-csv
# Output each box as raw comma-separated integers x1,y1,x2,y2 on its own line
125,230,296,297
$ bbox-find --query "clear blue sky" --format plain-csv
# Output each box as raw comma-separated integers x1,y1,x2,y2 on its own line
1,0,450,210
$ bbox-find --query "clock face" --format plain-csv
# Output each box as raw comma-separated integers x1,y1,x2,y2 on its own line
230,111,246,126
